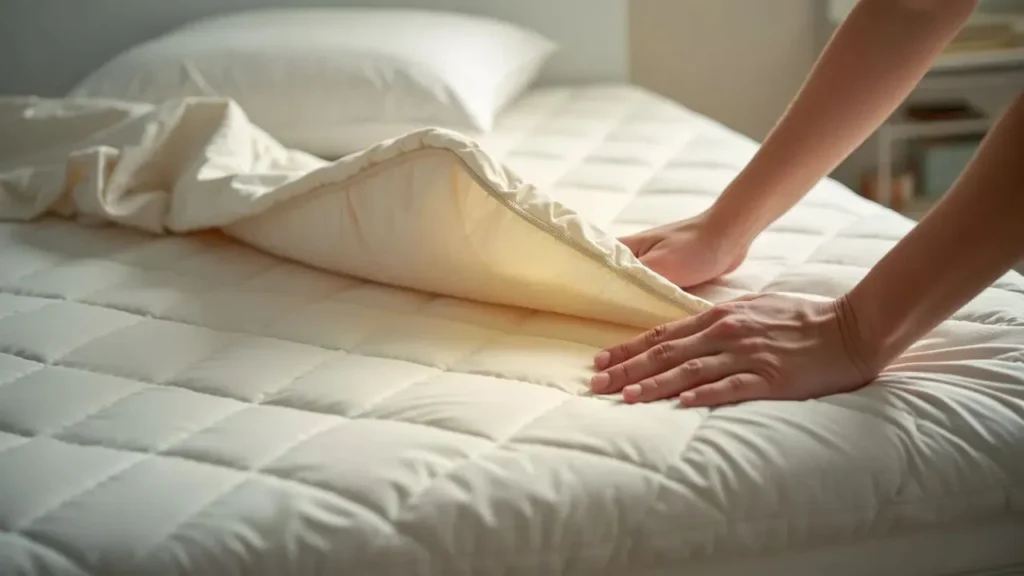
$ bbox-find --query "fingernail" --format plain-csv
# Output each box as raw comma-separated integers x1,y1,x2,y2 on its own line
623,384,642,401
593,350,611,370
679,392,695,406
590,372,610,392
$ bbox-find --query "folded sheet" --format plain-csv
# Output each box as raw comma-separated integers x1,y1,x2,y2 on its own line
0,96,710,328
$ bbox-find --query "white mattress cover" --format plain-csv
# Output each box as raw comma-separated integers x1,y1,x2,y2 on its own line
0,85,1023,576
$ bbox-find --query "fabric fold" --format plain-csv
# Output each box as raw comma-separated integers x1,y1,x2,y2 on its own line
0,95,710,327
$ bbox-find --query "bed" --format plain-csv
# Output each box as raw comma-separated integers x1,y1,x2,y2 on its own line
2,3,1023,576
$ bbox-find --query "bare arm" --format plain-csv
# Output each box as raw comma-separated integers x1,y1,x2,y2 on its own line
593,96,1024,406
842,95,1024,371
706,0,980,247
595,0,1023,406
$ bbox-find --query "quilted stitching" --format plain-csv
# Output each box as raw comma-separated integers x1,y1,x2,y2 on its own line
1,86,1023,575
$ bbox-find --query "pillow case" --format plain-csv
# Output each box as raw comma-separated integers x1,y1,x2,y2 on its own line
67,8,557,158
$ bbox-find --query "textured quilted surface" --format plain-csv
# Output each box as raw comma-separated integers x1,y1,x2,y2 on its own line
2,85,1024,576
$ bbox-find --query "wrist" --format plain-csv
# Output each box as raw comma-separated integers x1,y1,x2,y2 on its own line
836,274,923,377
702,186,763,254
833,292,887,379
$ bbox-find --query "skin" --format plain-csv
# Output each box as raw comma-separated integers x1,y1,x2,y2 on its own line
591,0,1024,407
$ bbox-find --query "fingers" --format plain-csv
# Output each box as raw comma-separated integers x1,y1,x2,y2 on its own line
620,354,737,403
637,248,675,280
679,374,773,408
618,233,647,255
591,297,781,407
731,292,761,302
593,310,717,373
592,335,717,395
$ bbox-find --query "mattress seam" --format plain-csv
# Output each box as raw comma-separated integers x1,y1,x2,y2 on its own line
4,84,1024,573
0,288,625,362
760,259,1024,305
6,345,1022,477
0,350,580,414
9,423,1018,560
126,415,343,567
0,530,91,576
391,395,575,526
12,397,252,533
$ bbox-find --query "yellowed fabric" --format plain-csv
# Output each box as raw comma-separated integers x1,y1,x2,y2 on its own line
0,95,710,328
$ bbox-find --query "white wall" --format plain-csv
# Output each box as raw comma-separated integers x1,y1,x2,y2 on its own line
0,0,628,96
828,0,1024,23
629,0,828,142
630,0,1024,190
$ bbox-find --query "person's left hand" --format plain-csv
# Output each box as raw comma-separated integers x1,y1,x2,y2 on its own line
590,293,879,407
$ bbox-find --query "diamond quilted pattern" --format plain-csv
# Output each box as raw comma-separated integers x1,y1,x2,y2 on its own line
146,476,398,574
60,319,240,383
6,259,143,300
23,455,244,567
170,404,339,469
0,301,140,363
2,438,138,529
269,354,440,416
265,418,490,518
1,85,1023,576
61,386,240,452
354,313,506,369
81,269,220,317
171,337,333,401
0,349,41,384
363,371,567,440
0,367,142,436
452,334,596,394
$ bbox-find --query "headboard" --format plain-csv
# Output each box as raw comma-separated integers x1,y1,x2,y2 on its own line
0,0,629,97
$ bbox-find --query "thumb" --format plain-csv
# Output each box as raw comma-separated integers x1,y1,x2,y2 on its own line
618,233,653,257
639,246,700,288
638,246,674,276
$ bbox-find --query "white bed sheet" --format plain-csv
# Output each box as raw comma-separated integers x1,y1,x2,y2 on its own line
1,85,1023,576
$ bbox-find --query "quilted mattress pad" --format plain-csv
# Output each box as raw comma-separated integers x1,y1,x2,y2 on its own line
1,87,1023,575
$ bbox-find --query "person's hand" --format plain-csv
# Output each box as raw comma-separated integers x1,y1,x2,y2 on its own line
590,293,880,407
618,211,750,288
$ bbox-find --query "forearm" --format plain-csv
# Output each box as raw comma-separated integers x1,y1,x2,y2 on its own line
843,94,1024,371
708,0,978,245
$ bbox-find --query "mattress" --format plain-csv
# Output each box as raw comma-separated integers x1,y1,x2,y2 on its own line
1,85,1023,576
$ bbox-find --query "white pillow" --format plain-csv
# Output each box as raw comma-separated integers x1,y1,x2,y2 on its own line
67,8,557,158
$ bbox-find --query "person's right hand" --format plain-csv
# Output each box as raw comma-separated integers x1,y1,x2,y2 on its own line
619,211,750,288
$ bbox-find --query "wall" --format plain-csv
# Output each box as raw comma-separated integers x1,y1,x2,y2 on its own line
828,0,1024,23
0,0,628,96
629,0,828,142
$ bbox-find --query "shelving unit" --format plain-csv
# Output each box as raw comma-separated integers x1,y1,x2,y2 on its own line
873,46,1024,217
931,45,1024,72
882,117,992,140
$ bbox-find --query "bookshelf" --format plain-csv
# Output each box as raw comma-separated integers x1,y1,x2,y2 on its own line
873,51,1024,214
824,1,1024,218
826,1,1024,275
932,45,1024,73
869,4,1024,214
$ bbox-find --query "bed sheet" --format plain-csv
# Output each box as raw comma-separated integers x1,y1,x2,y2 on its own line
1,85,1023,576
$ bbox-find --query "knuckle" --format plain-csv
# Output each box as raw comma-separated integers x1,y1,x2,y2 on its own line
646,324,668,347
650,341,675,364
612,343,631,361
743,336,769,353
680,359,702,379
723,375,745,395
645,376,664,392
714,317,743,336
612,362,632,384
750,351,783,377
708,305,732,321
